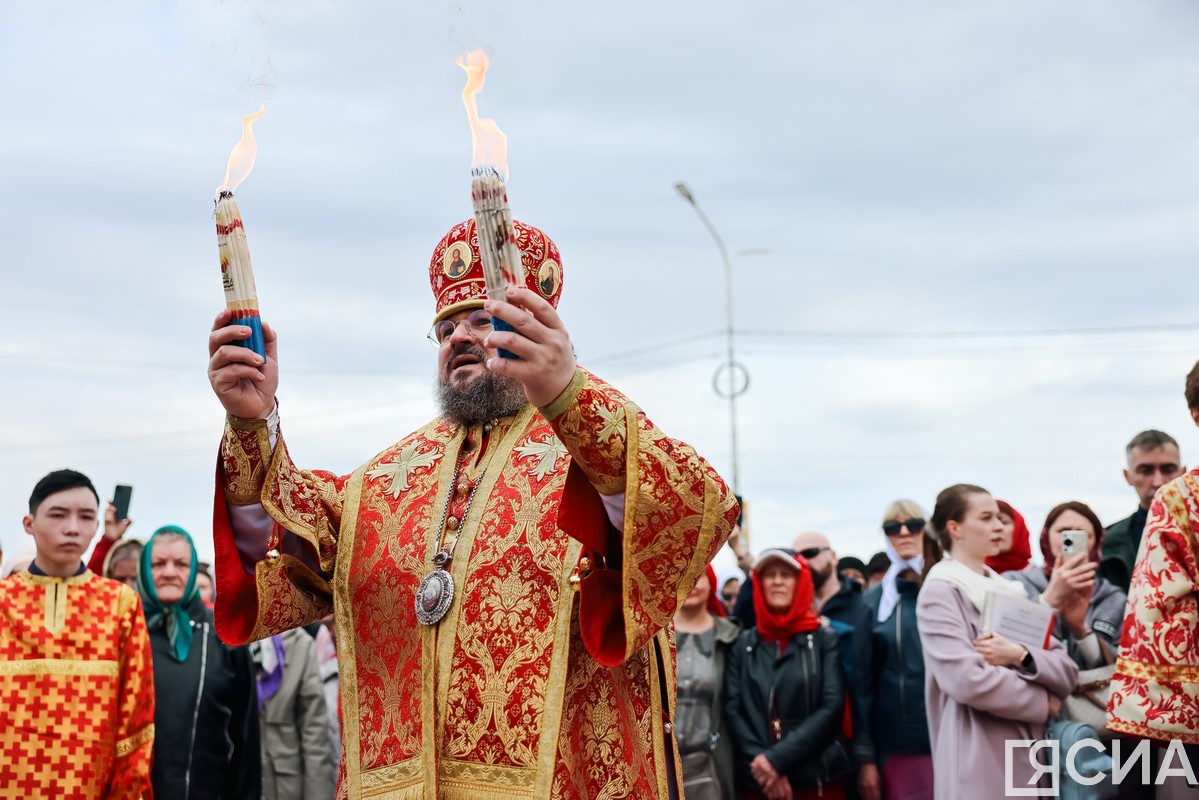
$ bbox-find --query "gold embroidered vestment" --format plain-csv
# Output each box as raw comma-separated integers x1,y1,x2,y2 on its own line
211,367,737,798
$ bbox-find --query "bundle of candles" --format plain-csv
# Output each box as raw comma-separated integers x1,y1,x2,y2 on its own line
459,50,523,360
213,106,267,358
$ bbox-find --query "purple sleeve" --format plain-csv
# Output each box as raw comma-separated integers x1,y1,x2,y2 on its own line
227,502,321,576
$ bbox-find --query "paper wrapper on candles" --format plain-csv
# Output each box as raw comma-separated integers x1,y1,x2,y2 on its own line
471,168,526,359
214,191,265,358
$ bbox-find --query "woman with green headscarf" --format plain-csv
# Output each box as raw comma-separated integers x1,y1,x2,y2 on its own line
139,525,261,799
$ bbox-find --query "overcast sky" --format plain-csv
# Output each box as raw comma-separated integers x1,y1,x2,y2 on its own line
3,1,1199,576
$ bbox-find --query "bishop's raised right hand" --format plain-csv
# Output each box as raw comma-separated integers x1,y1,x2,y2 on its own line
208,309,278,420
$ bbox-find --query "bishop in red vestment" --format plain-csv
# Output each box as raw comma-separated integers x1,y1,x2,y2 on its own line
206,219,737,799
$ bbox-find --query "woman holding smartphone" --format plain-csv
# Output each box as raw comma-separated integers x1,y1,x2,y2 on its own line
916,484,1077,799
1003,501,1126,669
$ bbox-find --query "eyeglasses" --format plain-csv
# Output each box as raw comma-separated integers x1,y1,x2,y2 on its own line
797,546,831,561
428,309,493,346
882,518,926,537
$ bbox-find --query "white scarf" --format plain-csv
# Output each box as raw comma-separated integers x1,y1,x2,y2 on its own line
876,537,925,623
923,555,1025,614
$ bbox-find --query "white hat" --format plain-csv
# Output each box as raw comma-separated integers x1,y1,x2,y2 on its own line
752,548,802,573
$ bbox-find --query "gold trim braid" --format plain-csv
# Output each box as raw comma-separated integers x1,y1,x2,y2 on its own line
336,465,369,799
538,367,587,422
361,757,423,793
115,723,154,757
1115,658,1199,684
0,658,119,677
222,415,272,504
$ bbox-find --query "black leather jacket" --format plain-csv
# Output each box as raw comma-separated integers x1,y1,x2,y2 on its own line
724,625,849,792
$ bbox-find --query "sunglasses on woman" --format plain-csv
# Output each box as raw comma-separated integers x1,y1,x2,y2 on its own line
882,518,926,537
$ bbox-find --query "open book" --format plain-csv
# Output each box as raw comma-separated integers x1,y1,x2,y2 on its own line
981,590,1055,650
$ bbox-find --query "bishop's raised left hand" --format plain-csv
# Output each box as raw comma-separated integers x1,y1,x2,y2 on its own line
484,285,578,409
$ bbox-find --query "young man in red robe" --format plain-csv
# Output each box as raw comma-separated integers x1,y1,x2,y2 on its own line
0,469,155,799
206,219,737,799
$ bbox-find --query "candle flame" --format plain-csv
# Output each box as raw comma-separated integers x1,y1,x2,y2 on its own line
457,49,509,181
217,105,266,196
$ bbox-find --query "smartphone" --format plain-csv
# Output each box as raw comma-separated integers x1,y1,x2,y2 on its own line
1060,530,1087,557
112,484,133,522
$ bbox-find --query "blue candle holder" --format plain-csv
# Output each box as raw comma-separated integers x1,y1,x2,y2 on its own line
492,317,519,360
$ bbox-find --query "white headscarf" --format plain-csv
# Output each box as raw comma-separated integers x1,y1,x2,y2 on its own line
923,555,1025,614
876,535,924,623
1,549,36,578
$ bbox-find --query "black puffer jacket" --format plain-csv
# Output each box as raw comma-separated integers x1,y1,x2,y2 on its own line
724,625,849,793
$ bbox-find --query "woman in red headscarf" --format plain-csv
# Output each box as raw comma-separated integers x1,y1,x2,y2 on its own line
674,565,743,799
1002,501,1126,669
724,550,849,800
985,500,1032,574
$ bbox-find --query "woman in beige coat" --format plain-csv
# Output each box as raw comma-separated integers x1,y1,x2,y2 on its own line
917,484,1078,799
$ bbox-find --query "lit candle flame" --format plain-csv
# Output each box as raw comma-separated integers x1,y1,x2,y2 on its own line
216,105,266,196
457,49,509,181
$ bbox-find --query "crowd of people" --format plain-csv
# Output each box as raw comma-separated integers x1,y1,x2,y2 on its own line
0,213,1196,800
674,423,1199,800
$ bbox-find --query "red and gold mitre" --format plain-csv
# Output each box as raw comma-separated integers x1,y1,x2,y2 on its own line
429,219,563,323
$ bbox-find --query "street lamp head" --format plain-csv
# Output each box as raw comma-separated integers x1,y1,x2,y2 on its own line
673,182,695,204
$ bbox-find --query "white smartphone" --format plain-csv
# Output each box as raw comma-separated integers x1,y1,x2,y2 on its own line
1060,530,1088,557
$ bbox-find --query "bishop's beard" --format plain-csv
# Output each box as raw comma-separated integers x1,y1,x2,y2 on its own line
435,344,528,426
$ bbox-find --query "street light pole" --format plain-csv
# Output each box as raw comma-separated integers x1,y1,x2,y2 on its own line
674,181,748,495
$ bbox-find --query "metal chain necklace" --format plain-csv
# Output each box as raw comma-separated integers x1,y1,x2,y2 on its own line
414,446,487,626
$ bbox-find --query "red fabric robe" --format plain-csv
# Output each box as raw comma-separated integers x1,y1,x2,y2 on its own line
1108,467,1199,744
0,569,156,799
211,367,737,798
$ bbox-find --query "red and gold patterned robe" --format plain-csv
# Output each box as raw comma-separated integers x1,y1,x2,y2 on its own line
212,367,737,798
1108,467,1199,744
0,568,155,799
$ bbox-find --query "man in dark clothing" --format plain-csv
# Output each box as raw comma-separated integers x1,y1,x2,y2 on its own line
1100,429,1182,594
838,556,868,589
865,551,890,588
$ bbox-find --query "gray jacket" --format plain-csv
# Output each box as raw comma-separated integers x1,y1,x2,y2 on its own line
259,627,337,800
1003,566,1127,667
710,614,741,800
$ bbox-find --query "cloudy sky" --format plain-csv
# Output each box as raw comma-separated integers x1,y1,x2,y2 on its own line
3,1,1198,575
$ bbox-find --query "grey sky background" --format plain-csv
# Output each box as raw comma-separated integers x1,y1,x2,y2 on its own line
2,1,1198,575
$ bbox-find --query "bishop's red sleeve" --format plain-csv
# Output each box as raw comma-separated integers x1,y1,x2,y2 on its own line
541,367,739,667
108,587,155,799
211,415,343,645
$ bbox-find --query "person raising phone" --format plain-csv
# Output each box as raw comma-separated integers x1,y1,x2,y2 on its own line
1003,502,1125,669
